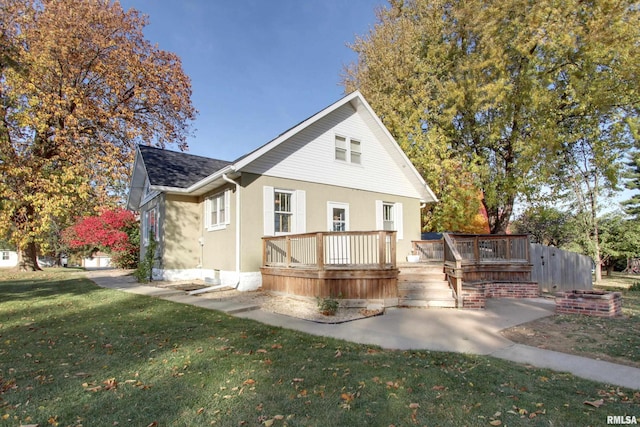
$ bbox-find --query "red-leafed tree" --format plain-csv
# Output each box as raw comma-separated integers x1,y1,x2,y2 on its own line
63,208,139,269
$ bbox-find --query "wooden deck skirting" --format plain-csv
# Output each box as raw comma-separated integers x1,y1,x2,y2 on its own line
262,231,398,301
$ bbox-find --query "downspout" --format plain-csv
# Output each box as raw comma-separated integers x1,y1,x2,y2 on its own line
189,173,241,295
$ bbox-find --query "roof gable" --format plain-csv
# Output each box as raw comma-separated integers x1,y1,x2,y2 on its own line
127,91,437,209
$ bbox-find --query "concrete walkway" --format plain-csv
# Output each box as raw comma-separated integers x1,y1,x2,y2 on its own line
87,270,640,390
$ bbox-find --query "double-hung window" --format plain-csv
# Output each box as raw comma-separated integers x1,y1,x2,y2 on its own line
205,190,230,231
263,186,306,236
2,252,9,261
274,190,293,233
335,135,362,164
142,207,158,246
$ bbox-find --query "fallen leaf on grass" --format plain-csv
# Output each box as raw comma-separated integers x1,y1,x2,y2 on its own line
341,392,355,402
489,420,502,426
432,385,446,391
243,379,256,385
196,407,204,415
584,399,604,408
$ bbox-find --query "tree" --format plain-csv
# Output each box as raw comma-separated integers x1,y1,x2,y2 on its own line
63,208,139,269
343,0,640,234
511,205,572,247
597,213,640,276
0,0,195,270
622,120,640,217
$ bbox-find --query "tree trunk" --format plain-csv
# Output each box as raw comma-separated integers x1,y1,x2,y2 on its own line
483,198,514,235
18,241,41,271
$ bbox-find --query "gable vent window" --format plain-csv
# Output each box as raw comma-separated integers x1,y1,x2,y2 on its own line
335,135,361,164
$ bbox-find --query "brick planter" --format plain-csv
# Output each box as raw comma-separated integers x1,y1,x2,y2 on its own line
555,290,622,317
484,282,539,299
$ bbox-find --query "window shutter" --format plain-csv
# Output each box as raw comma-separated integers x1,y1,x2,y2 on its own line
375,200,383,230
224,190,231,225
294,190,306,233
395,202,403,240
263,186,274,236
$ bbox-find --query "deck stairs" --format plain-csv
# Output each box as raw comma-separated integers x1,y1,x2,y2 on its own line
397,263,456,308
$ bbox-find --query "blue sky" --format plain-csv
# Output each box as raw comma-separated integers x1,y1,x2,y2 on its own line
118,0,383,161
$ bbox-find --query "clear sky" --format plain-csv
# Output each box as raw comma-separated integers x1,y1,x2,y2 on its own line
118,0,383,161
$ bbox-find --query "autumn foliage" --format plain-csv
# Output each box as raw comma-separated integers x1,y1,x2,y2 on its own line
0,0,195,270
63,208,139,269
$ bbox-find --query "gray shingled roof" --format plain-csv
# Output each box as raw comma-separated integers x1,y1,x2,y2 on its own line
139,145,231,189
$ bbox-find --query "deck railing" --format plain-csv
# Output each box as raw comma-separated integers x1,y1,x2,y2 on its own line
413,234,530,265
449,234,530,264
262,230,397,270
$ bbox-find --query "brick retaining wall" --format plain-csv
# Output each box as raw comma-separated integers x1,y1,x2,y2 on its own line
555,290,622,317
462,282,540,309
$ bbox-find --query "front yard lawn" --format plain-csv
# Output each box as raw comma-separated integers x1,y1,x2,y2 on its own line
1,269,638,426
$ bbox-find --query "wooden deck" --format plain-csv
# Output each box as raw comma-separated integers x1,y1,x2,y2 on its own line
261,231,398,300
262,232,535,308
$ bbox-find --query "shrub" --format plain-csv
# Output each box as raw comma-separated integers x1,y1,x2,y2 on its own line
316,295,340,316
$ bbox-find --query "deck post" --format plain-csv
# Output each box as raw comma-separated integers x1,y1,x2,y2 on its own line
285,236,291,268
390,231,397,267
316,233,324,270
378,231,386,269
262,238,267,266
473,235,480,265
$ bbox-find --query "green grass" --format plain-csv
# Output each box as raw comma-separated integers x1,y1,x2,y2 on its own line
1,269,638,426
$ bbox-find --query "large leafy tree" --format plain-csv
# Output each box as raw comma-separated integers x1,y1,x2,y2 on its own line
0,0,195,270
343,0,639,234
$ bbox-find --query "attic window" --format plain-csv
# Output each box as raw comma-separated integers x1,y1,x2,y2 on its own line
335,135,361,164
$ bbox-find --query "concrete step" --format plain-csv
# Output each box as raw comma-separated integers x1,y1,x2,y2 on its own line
398,273,447,282
397,281,451,291
399,288,454,300
398,298,456,308
398,266,445,275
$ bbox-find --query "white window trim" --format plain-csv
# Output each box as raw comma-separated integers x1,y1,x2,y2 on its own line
263,186,306,236
142,207,158,247
375,200,403,240
334,134,363,165
205,190,230,231
1,251,9,261
327,202,350,232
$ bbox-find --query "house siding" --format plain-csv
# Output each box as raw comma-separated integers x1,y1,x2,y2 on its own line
163,194,202,271
199,184,237,272
240,173,421,272
241,102,425,200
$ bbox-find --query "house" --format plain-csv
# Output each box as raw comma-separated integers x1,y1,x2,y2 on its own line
126,91,437,291
0,250,18,268
82,252,112,269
